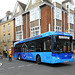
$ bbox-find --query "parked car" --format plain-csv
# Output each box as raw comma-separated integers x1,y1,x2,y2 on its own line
0,52,3,59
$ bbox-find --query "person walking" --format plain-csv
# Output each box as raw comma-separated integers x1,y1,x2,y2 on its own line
5,50,8,58
3,50,5,57
9,49,12,62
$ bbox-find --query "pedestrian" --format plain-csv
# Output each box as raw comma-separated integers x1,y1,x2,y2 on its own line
3,50,5,57
9,49,12,62
5,50,8,58
9,54,12,62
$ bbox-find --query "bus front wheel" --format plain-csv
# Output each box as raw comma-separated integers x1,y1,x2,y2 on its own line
36,56,41,64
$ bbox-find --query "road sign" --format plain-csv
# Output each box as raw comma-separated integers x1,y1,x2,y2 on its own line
65,30,68,33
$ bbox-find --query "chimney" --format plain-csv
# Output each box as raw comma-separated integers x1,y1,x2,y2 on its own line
6,11,12,16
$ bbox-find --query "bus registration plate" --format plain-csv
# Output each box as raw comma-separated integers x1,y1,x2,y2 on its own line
64,61,68,63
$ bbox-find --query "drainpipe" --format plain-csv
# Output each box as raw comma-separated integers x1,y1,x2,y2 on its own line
49,23,50,32
26,14,28,38
51,7,53,31
64,12,65,32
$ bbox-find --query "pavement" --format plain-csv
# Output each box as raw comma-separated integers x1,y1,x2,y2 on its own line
0,56,75,75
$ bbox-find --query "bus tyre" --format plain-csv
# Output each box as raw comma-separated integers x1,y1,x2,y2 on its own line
36,56,41,64
18,55,21,60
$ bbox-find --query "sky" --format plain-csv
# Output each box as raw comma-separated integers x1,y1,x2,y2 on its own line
0,0,75,19
0,0,28,19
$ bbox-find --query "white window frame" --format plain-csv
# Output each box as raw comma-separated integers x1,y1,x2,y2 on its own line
3,35,5,42
32,0,36,4
54,7,62,20
15,15,23,27
30,26,40,37
8,34,10,42
17,6,19,13
16,31,23,41
55,26,62,32
68,13,74,24
30,7,40,22
3,25,5,32
8,24,10,31
66,2,74,11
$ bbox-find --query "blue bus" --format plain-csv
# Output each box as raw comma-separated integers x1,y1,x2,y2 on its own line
13,32,74,64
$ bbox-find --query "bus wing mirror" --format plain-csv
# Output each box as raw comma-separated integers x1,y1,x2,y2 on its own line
70,36,73,42
36,48,41,52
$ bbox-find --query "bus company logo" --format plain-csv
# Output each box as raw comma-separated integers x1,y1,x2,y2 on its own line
65,55,67,57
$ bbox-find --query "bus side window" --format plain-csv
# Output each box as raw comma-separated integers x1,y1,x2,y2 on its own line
28,42,35,52
14,44,21,52
35,40,42,52
21,43,28,52
43,38,51,52
64,46,66,52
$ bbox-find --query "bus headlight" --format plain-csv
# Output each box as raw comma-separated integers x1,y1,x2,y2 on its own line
72,56,74,58
57,57,60,59
53,57,60,59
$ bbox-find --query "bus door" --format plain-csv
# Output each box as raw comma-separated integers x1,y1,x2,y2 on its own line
27,42,35,60
22,43,28,59
42,37,51,62
73,42,75,53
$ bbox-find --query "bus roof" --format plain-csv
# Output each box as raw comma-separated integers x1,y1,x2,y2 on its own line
14,31,72,45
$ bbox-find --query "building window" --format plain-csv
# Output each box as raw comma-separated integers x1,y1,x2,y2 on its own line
30,7,40,22
17,6,19,13
66,3,74,11
31,26,40,37
54,7,62,20
15,15,23,27
68,13,74,24
69,29,74,38
4,45,7,50
8,24,10,31
3,25,5,32
16,31,23,41
3,34,5,42
55,26,62,32
32,0,36,4
8,34,10,42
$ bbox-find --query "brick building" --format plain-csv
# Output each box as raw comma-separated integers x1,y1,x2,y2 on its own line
23,0,54,39
62,0,74,38
0,0,74,54
22,0,74,39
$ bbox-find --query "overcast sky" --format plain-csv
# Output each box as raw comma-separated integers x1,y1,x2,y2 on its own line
0,0,28,19
0,0,75,19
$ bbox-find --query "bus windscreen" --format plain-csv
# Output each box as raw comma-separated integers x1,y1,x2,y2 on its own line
53,35,73,53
